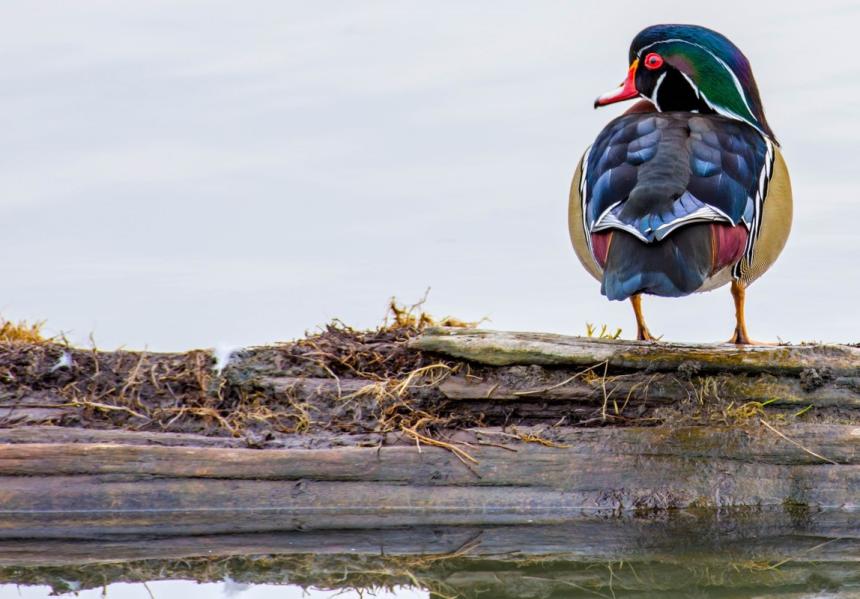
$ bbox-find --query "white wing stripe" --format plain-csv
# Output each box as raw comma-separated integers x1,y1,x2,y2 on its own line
733,137,774,279
580,146,592,255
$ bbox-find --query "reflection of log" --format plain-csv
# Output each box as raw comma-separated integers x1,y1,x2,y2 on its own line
0,328,857,540
1,516,859,597
3,513,859,565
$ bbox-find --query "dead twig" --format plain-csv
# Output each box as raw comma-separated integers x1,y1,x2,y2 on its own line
759,418,838,465
66,399,148,421
401,425,478,467
513,361,608,397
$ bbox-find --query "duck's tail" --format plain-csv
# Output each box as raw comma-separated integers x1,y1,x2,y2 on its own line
598,223,747,301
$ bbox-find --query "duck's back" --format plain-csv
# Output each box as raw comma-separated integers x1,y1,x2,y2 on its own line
569,109,791,300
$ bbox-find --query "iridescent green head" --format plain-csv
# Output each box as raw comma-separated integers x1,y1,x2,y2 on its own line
595,24,774,140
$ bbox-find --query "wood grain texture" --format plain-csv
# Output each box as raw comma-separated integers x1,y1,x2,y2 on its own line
1,472,857,539
0,421,857,537
0,423,857,477
438,371,860,408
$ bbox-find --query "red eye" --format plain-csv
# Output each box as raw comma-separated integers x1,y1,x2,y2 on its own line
643,52,664,70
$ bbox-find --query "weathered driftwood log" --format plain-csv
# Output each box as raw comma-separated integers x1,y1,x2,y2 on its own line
0,422,857,537
414,328,860,409
0,327,857,540
411,328,860,374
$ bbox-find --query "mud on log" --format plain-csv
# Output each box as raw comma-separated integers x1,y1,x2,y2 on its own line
0,326,857,538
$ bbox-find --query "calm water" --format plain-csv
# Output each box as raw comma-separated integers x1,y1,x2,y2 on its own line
0,585,423,599
2,556,858,599
2,520,858,598
0,1,858,350
0,584,424,599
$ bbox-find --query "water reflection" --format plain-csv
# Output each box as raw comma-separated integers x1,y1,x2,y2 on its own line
2,555,858,599
0,582,426,599
1,517,858,599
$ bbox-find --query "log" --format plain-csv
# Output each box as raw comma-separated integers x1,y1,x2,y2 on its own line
0,423,857,537
408,329,860,425
0,327,856,541
0,327,858,597
0,425,248,447
410,327,860,375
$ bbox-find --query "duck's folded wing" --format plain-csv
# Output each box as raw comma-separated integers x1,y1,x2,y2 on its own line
582,113,773,245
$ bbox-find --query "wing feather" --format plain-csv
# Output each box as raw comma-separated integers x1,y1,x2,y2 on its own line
582,112,771,247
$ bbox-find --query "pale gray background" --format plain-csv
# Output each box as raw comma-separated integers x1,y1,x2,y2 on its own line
1,0,857,351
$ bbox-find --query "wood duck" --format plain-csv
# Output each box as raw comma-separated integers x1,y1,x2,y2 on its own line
569,24,792,344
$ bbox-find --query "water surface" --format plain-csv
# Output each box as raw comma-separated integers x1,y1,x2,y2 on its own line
2,518,857,598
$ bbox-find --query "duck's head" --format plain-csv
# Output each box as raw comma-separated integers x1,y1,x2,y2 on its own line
594,24,774,139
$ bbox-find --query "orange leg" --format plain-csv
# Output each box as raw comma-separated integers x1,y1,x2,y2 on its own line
630,294,654,341
728,280,752,345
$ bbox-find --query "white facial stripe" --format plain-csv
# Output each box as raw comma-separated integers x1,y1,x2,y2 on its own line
636,38,756,121
650,72,667,111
